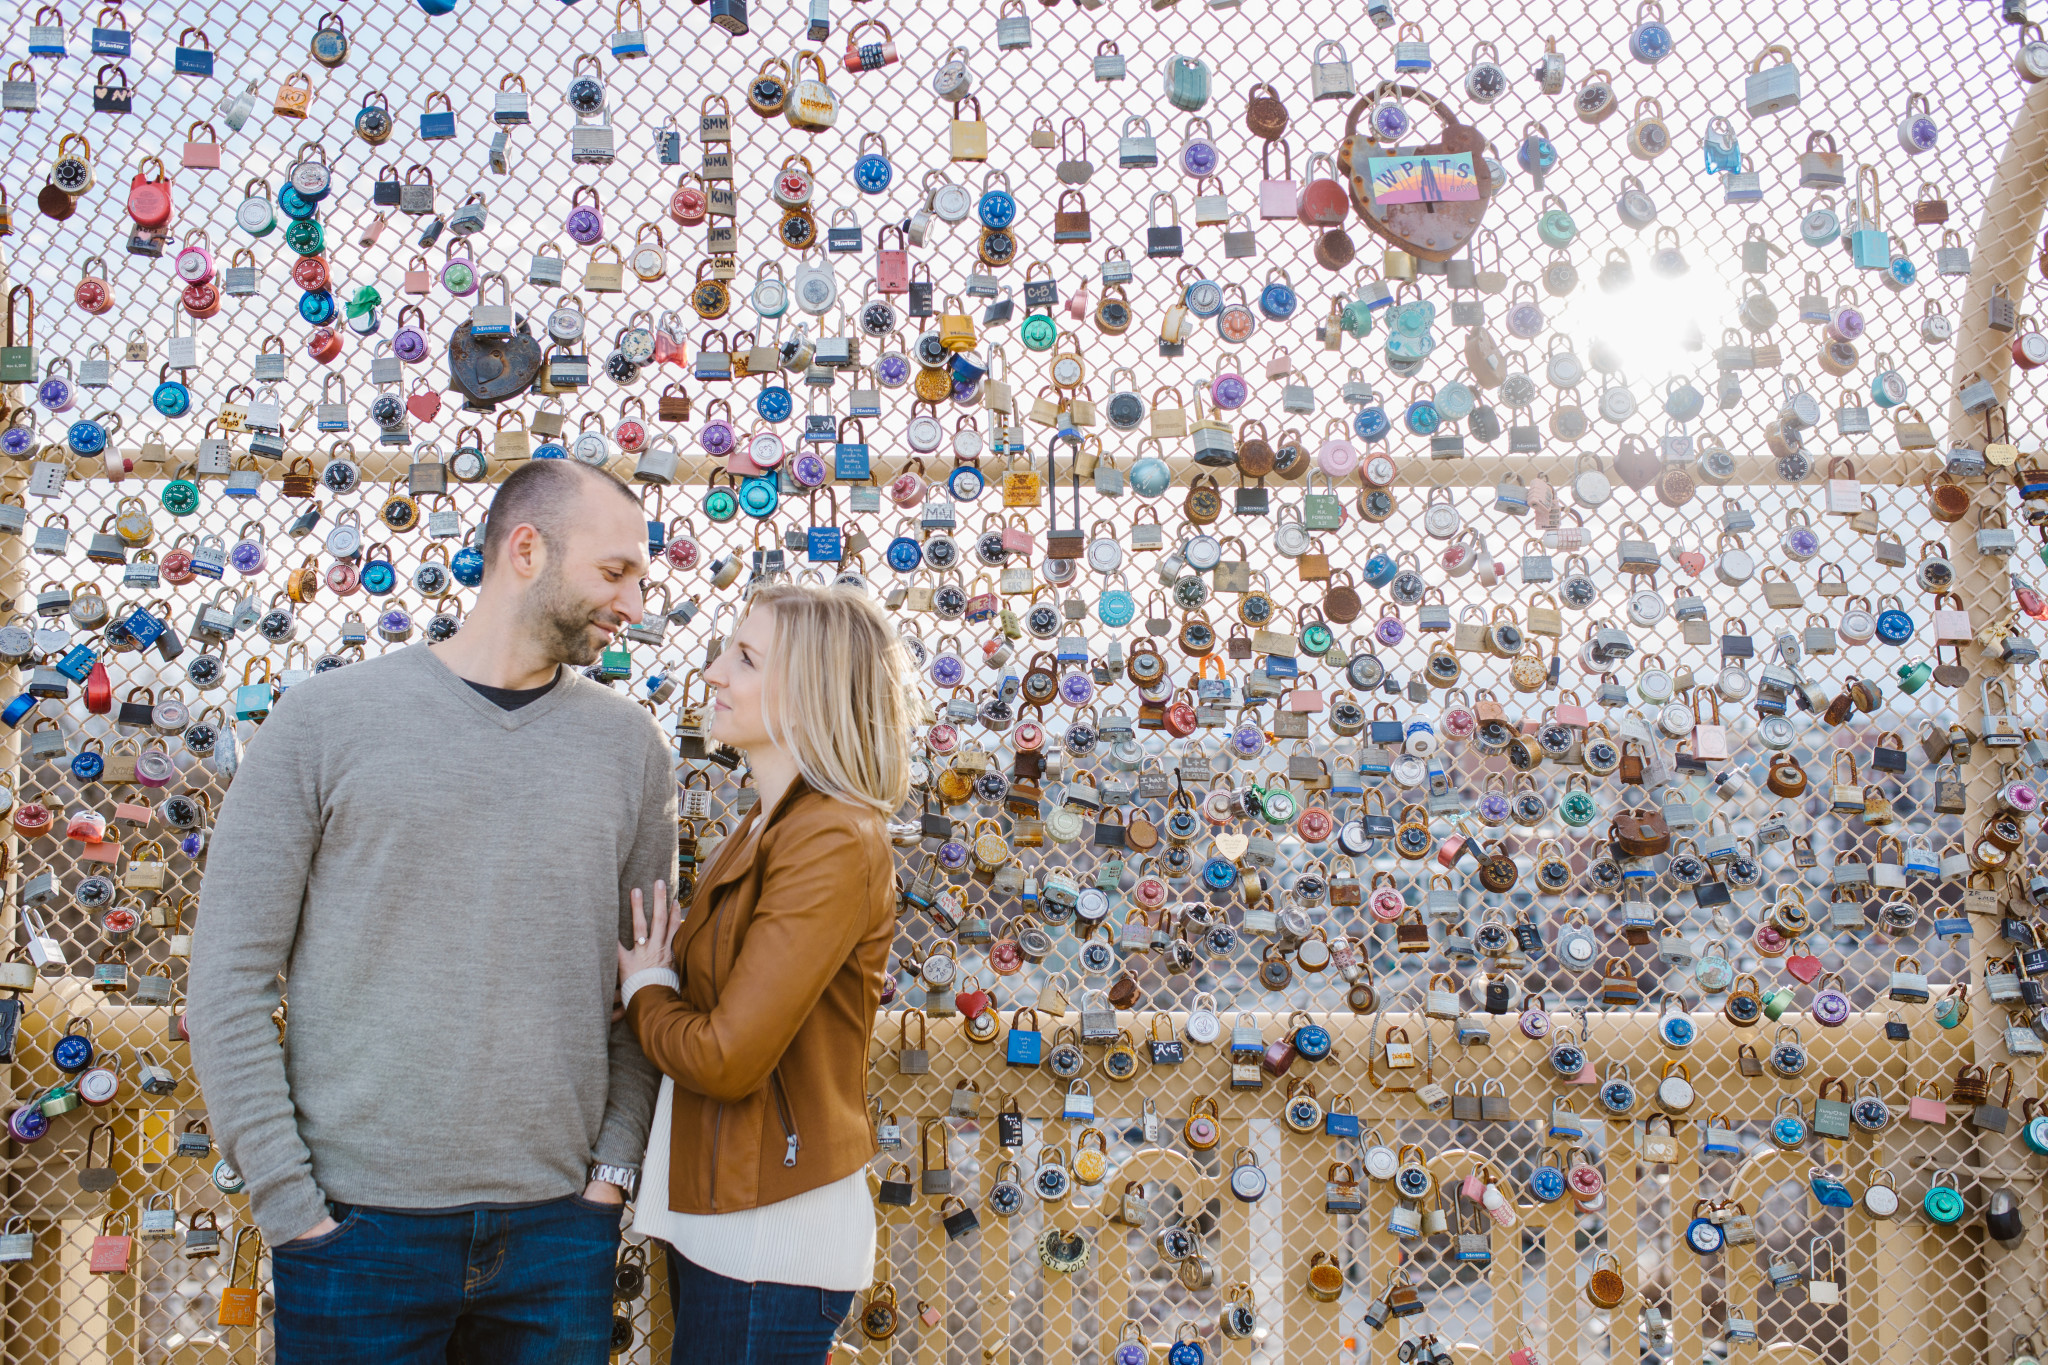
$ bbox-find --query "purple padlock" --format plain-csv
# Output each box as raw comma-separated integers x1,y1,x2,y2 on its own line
1211,370,1249,409
936,837,970,871
0,425,35,459
8,1103,49,1143
38,373,74,413
699,414,735,456
392,305,430,362
1781,522,1821,561
876,353,911,387
789,451,828,487
1476,789,1512,825
565,186,605,245
930,652,966,687
1059,671,1094,706
1179,136,1220,178
1810,974,1852,1027
378,607,413,642
228,532,266,575
1231,722,1265,758
1375,614,1406,646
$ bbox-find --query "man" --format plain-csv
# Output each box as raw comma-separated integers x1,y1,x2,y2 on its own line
190,460,677,1363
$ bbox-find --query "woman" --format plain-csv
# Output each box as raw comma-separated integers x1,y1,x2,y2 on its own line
617,582,914,1364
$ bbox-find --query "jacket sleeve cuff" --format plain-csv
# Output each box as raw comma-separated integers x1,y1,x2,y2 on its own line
621,967,680,1010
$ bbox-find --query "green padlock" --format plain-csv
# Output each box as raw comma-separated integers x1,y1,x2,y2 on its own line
284,216,326,257
160,474,201,516
0,285,36,384
1896,660,1932,693
1760,986,1796,1021
599,643,632,680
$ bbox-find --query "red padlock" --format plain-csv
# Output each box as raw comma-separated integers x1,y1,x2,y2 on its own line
307,327,343,364
667,175,707,228
1012,719,1045,751
75,259,112,314
953,981,991,1020
84,659,113,715
1296,151,1349,228
126,156,173,228
291,254,331,291
159,544,196,585
406,381,442,424
614,398,647,451
181,280,221,319
1164,696,1198,736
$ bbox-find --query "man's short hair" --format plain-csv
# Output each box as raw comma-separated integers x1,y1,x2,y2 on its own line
479,461,641,574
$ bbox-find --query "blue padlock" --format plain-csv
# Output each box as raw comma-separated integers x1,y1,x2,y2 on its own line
1362,550,1398,587
534,440,569,461
1353,401,1390,442
885,535,922,572
852,139,893,195
298,290,338,326
755,384,794,423
67,416,107,456
70,744,105,782
1875,602,1915,644
55,645,98,682
1683,1209,1725,1254
1258,275,1297,321
1200,856,1239,891
153,373,192,417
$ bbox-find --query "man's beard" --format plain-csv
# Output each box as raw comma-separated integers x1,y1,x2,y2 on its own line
526,562,617,666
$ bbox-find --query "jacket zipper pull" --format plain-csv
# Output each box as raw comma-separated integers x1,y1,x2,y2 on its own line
784,1134,801,1167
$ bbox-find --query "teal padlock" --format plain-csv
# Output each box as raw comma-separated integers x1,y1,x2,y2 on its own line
1760,986,1795,1021
598,643,632,680
1163,53,1210,111
1536,196,1577,248
1922,1169,1964,1224
1897,660,1933,694
738,473,779,519
701,481,739,523
1020,312,1057,351
284,217,327,257
1934,992,1965,1029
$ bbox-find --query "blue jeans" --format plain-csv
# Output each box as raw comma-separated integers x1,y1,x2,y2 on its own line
664,1246,854,1365
271,1195,622,1365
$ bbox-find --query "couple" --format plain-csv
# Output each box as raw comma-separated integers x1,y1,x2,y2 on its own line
187,460,916,1364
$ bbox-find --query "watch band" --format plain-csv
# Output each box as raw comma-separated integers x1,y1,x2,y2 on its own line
588,1162,641,1198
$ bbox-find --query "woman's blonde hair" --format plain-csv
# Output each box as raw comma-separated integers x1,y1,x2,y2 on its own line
737,582,916,817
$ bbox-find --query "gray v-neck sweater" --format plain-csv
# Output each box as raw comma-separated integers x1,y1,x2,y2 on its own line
188,644,676,1242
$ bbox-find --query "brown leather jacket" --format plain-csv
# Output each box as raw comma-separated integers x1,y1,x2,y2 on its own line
626,774,894,1214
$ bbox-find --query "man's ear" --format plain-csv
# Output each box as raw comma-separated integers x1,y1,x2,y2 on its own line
500,522,545,579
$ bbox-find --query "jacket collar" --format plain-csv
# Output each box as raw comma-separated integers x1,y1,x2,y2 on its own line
696,771,816,902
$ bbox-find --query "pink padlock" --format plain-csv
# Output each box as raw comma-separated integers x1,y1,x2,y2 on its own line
1316,423,1359,477
1065,282,1089,321
1672,540,1707,575
1440,698,1477,740
887,461,927,507
1258,140,1296,222
1518,994,1552,1038
1998,771,2037,814
1566,1153,1605,1198
1368,873,1406,922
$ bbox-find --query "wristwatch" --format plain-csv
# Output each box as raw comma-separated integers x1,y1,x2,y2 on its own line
588,1162,641,1198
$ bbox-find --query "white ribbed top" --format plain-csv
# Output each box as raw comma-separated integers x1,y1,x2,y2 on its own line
632,1075,875,1291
